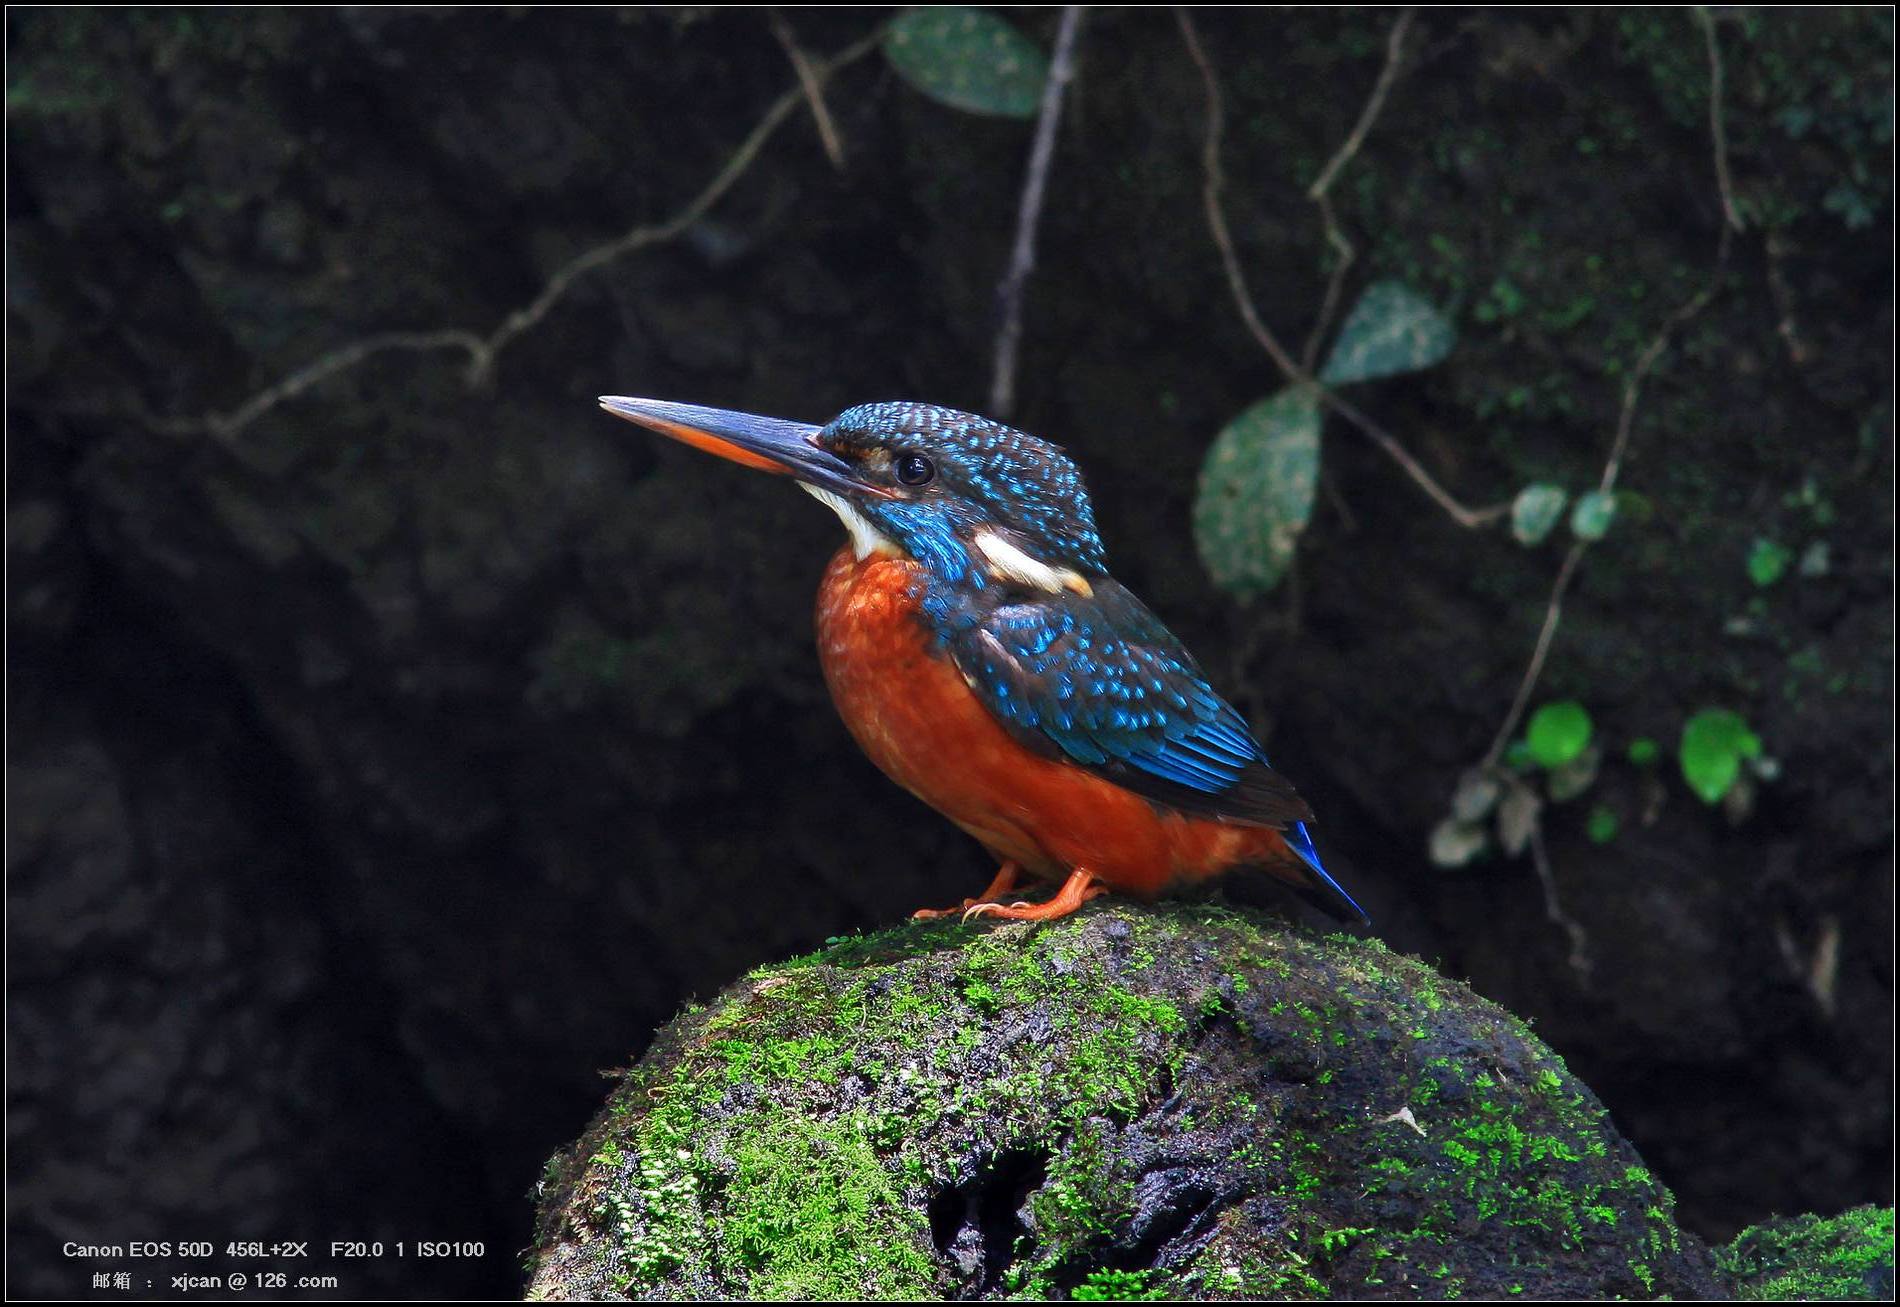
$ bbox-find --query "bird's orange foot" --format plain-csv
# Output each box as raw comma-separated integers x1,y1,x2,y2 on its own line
911,861,1022,920
963,867,1109,923
912,898,980,921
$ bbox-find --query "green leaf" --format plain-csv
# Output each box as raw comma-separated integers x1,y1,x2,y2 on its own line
1319,281,1457,385
1586,805,1620,844
883,8,1047,119
1193,386,1322,599
1526,700,1593,769
1512,484,1569,546
1679,709,1762,805
1570,491,1618,542
1747,537,1793,587
1626,737,1660,767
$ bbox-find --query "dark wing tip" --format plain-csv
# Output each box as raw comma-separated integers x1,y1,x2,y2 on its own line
1099,754,1313,829
1225,759,1316,827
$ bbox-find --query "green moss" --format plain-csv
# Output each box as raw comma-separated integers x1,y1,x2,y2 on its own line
1070,1266,1170,1300
1034,1124,1135,1248
1185,1223,1332,1300
1275,973,1676,1295
532,903,1728,1300
1720,1206,1896,1301
718,1112,938,1299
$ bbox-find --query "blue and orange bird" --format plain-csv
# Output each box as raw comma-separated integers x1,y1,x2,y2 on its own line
599,396,1367,925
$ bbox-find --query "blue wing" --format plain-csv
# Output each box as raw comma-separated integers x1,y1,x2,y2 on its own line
943,576,1365,922
947,577,1306,824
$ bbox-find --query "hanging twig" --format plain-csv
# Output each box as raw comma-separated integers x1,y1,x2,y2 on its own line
1698,6,1744,233
1303,8,1416,370
1763,233,1810,368
1176,7,1507,531
1306,9,1417,204
1482,543,1586,770
768,8,847,171
989,5,1086,419
1483,224,1734,767
1481,6,1738,768
1529,826,1593,983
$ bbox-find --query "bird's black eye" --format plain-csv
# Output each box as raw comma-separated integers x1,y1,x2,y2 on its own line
896,452,935,487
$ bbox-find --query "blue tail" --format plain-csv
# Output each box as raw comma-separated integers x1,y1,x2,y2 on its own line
1284,821,1369,924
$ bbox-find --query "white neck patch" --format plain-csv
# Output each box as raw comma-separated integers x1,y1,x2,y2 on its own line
800,484,902,560
972,529,1094,597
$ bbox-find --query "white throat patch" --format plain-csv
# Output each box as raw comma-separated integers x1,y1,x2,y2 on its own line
800,484,901,560
972,529,1094,597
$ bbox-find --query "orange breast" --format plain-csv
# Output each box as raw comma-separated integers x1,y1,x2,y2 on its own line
813,546,1295,897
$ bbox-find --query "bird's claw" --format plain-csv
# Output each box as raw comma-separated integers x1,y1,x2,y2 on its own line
913,861,1024,921
961,899,1031,923
913,899,981,921
959,871,1109,923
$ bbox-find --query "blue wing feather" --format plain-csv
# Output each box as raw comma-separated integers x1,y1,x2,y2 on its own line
946,576,1313,830
936,571,1367,921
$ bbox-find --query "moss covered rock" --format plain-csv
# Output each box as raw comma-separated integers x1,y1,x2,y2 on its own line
1721,1206,1896,1301
527,902,1734,1299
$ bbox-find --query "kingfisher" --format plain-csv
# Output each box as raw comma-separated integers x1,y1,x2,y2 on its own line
599,396,1366,925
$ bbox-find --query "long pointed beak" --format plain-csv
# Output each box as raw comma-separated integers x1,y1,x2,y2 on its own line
598,396,883,499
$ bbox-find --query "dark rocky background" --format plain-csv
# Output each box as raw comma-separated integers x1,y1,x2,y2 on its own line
7,7,1891,1299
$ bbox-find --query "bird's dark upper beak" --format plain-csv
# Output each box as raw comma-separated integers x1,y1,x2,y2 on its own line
598,396,884,499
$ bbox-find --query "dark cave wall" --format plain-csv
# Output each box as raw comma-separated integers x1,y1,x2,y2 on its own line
7,7,1891,1297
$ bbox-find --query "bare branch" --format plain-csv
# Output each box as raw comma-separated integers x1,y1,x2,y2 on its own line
1596,234,1732,500
1176,7,1301,384
1483,233,1733,765
1303,9,1415,371
1697,6,1744,232
1529,826,1592,983
1482,541,1586,769
1303,206,1355,374
1321,388,1508,527
1306,9,1416,203
211,330,489,440
1482,7,1739,766
769,8,847,172
989,5,1087,419
1764,231,1810,367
